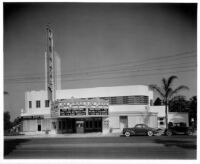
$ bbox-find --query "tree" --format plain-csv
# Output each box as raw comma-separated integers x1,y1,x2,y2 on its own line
188,96,197,127
149,75,189,129
154,97,163,106
4,111,12,131
169,95,188,112
12,117,22,127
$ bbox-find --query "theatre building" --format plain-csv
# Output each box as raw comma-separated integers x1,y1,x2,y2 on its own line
20,27,189,135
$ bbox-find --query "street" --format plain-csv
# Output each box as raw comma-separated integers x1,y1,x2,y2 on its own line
4,135,196,159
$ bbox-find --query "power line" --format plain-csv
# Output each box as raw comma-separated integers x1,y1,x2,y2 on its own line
5,52,196,81
5,61,196,82
5,50,196,79
5,67,196,85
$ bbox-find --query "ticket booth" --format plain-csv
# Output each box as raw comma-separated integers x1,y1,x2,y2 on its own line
76,121,84,133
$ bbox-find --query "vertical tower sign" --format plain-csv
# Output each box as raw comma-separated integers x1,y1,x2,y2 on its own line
46,25,55,104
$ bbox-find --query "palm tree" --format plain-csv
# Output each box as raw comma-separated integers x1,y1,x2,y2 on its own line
149,75,189,129
169,95,188,112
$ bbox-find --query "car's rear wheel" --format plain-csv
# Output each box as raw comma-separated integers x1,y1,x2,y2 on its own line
187,130,193,136
147,131,153,136
125,131,131,137
166,130,172,136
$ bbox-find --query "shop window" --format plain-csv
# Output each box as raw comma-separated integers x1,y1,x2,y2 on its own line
95,121,98,128
90,120,93,128
59,121,62,130
98,120,102,128
45,100,50,107
62,121,65,129
86,121,89,128
36,100,40,108
29,101,32,108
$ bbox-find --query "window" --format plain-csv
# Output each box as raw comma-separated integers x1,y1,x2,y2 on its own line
59,121,62,130
159,117,164,121
135,124,143,128
36,100,40,108
86,121,89,128
45,100,50,107
29,101,32,108
62,121,65,129
160,122,164,125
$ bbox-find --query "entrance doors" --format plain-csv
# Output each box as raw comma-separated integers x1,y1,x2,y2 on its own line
85,118,102,132
58,118,102,133
120,116,128,131
76,121,84,133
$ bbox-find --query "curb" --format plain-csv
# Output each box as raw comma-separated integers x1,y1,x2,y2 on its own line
4,133,121,139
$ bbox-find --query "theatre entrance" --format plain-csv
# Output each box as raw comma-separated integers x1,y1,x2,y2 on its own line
58,117,102,133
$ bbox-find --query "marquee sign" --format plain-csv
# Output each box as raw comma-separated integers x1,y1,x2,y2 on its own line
54,98,109,117
46,25,55,102
60,108,86,116
88,108,108,116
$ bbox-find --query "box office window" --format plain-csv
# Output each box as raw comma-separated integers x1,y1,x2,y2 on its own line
36,100,40,108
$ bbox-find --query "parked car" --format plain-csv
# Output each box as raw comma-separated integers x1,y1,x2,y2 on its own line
122,124,159,137
165,122,193,136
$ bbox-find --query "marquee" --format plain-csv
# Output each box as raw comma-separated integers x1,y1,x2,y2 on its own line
51,98,109,117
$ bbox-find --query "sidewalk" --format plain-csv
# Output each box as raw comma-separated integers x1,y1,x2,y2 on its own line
4,132,121,139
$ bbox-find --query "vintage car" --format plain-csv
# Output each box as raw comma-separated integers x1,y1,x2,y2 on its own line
122,124,159,137
165,122,193,136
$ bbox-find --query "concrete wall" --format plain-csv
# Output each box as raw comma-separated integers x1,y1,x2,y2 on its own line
109,105,149,113
23,85,153,117
56,85,153,99
150,106,165,117
24,90,50,116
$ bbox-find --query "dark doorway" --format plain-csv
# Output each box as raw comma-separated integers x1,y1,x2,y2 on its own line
38,124,41,131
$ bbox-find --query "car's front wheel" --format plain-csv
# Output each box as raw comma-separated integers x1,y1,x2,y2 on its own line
187,130,193,136
147,131,153,136
125,131,131,137
166,130,172,136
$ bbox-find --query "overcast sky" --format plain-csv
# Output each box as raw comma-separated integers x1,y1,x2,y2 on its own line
4,3,197,120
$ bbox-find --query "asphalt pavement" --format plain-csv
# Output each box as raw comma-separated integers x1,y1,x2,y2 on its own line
4,135,196,159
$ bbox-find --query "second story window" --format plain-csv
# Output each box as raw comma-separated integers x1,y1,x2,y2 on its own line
45,100,50,107
29,101,32,108
36,100,40,108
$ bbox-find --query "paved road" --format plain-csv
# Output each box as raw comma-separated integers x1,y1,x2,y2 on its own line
4,135,196,159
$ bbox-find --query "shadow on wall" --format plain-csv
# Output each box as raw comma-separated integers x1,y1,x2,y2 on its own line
4,139,29,157
140,107,153,126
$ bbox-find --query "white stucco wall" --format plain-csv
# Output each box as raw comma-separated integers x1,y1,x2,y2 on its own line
150,106,165,117
109,105,149,113
56,85,152,99
22,85,153,116
23,90,50,116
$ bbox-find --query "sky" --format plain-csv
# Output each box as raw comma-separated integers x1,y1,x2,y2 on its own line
3,3,197,121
